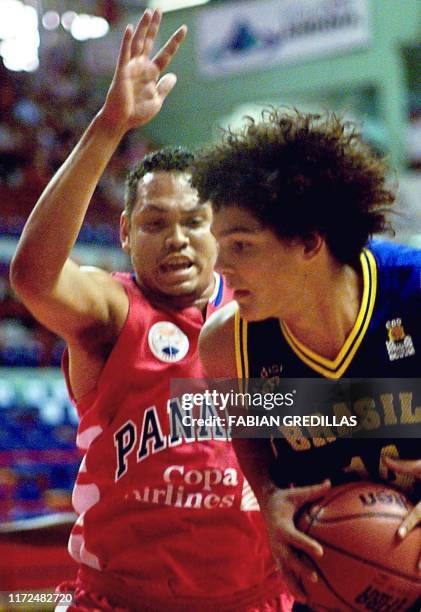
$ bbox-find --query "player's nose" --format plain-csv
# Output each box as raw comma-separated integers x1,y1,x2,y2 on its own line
165,224,189,250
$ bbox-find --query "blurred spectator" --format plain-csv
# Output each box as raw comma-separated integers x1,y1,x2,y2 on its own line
0,59,157,241
0,53,155,368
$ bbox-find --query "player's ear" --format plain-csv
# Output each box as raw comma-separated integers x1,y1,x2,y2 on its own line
120,211,131,255
301,232,323,259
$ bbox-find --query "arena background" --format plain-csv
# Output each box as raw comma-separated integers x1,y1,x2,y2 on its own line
0,0,419,606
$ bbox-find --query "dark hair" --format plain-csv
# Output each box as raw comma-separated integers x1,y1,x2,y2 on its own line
191,108,396,265
125,146,194,217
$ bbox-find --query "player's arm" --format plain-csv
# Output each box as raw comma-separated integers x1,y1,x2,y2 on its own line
9,10,187,343
200,303,281,496
9,110,129,342
200,305,281,502
200,306,331,602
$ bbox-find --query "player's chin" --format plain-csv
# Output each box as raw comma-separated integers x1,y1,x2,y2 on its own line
236,302,267,322
159,279,199,295
156,281,204,304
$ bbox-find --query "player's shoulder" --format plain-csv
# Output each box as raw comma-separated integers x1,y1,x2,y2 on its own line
78,264,118,289
80,265,122,284
78,265,130,325
200,301,238,378
367,240,420,296
81,266,130,297
202,300,238,339
367,239,421,270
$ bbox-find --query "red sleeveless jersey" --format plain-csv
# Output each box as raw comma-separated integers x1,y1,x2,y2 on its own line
63,273,289,610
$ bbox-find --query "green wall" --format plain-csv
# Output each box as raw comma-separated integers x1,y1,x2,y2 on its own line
140,0,420,168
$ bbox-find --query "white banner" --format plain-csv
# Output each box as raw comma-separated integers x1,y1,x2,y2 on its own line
197,0,370,78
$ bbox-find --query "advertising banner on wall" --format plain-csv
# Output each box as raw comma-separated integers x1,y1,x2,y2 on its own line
197,0,370,78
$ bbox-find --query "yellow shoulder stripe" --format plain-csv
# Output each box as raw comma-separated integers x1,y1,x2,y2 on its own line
280,248,377,378
234,307,249,379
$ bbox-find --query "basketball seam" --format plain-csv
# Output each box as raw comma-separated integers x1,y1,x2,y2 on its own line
302,483,375,533
315,482,370,517
309,512,408,523
314,536,421,584
305,555,362,612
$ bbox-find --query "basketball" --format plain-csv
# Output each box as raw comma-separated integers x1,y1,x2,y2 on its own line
296,482,421,611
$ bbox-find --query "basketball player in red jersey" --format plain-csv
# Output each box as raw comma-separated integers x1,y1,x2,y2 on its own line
10,10,292,612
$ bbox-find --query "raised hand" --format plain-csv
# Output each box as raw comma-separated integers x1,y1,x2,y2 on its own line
101,10,187,132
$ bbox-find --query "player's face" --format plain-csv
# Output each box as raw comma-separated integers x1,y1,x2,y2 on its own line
212,207,307,321
120,171,216,306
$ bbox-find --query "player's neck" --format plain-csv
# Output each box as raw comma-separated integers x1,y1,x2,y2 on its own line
136,276,215,314
282,259,363,361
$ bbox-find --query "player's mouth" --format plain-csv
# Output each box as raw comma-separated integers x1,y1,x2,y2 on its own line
159,256,195,280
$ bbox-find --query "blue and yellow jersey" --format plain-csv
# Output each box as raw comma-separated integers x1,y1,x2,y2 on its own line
234,240,420,498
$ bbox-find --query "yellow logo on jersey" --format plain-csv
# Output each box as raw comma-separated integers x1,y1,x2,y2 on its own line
385,318,415,361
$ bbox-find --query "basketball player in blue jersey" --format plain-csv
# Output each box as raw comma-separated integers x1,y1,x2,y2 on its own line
190,109,421,606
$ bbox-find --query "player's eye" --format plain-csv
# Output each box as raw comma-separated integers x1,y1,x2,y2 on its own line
185,216,205,228
143,219,166,231
232,241,251,253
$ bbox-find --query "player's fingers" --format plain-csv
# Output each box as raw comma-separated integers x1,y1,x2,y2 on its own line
156,74,177,100
131,10,153,57
287,479,331,508
278,524,324,559
397,504,421,540
286,550,319,586
383,457,421,477
297,550,320,583
116,24,134,70
142,9,162,59
153,25,188,73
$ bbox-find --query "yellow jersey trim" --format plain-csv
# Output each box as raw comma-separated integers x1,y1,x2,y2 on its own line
234,306,244,379
279,248,377,379
242,317,249,379
234,308,250,396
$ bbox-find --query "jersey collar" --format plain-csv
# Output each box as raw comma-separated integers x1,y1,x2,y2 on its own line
280,248,377,378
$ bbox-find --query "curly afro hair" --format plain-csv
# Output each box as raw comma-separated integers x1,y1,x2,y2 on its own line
191,108,396,265
125,146,194,217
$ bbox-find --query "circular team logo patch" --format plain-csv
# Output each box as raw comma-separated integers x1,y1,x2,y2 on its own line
148,321,189,363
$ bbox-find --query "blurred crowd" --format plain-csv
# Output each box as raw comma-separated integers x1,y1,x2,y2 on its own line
0,375,79,521
0,57,156,369
0,57,155,242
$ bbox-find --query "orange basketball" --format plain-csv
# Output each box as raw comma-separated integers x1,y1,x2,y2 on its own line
297,482,421,611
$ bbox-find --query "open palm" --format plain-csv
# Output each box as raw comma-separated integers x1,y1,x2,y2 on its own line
102,10,187,131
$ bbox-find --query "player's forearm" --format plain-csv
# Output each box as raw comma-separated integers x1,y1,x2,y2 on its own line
10,111,126,295
232,437,279,509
